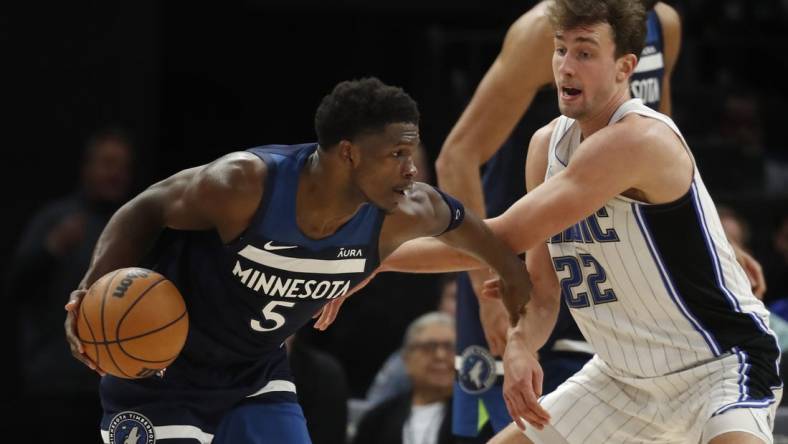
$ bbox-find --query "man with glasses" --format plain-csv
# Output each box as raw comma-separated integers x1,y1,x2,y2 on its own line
353,312,458,444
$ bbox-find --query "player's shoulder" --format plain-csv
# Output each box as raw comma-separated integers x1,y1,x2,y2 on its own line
529,117,561,151
536,117,561,140
199,151,267,195
601,113,680,155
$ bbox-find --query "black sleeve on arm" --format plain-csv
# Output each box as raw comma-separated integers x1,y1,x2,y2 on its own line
431,186,465,235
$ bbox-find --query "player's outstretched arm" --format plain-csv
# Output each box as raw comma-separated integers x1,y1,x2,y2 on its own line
488,116,688,255
65,152,265,372
380,183,532,326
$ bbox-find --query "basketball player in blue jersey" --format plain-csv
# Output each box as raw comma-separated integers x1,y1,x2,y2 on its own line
366,1,782,442
63,77,532,444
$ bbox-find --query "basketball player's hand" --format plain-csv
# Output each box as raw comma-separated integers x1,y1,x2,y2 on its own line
481,273,530,329
313,267,381,330
733,245,767,299
64,289,106,376
503,332,550,431
496,263,532,328
313,295,347,331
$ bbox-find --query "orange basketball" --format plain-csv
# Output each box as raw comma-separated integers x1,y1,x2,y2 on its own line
76,267,189,379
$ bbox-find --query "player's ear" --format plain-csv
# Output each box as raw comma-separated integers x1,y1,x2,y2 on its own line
338,140,357,166
616,53,637,82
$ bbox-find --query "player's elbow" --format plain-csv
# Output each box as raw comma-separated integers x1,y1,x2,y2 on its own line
434,149,458,180
486,215,526,255
435,137,479,173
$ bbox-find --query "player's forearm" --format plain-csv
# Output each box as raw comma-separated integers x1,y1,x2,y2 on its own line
382,237,483,273
439,210,522,274
79,194,165,289
508,288,560,353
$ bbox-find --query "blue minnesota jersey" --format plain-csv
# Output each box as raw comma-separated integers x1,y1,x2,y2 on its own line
101,144,384,438
153,143,384,378
630,9,665,110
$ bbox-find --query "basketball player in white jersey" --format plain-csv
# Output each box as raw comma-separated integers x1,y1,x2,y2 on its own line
364,1,782,443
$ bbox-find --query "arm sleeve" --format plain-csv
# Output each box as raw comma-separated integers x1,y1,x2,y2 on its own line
431,186,465,236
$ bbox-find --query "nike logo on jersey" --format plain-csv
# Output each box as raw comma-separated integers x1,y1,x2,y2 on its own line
264,241,298,251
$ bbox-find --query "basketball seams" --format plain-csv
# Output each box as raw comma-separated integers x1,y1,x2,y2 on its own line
79,277,104,368
114,277,167,343
80,267,188,379
114,276,186,365
82,311,187,345
116,311,187,363
88,311,188,364
101,269,133,378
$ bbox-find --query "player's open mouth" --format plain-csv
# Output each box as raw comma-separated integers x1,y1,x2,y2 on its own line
561,86,582,98
393,183,413,196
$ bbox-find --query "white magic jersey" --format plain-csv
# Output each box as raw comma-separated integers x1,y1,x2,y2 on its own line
544,99,780,388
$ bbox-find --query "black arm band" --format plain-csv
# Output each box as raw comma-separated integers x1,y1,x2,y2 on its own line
432,186,465,235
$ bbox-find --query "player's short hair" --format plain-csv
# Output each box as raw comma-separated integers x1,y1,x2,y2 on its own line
403,312,454,349
314,77,419,148
547,0,647,59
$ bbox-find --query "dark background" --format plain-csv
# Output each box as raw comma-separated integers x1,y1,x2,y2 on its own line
3,0,787,417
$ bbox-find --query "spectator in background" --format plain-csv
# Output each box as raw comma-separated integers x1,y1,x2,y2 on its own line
286,332,349,444
353,312,457,444
717,205,752,251
365,273,458,408
6,127,134,442
717,205,770,303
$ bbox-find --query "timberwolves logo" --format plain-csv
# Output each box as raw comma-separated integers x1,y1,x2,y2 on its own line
458,345,497,394
108,411,155,444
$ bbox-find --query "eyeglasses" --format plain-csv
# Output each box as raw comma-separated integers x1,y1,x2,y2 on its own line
407,340,455,354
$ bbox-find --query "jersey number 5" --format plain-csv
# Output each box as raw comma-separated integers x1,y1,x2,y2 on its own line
552,254,618,308
250,301,295,332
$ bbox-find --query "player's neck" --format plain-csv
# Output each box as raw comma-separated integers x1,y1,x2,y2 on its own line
296,150,366,239
578,89,630,139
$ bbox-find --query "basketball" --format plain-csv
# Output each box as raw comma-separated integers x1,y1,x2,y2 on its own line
76,267,189,379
